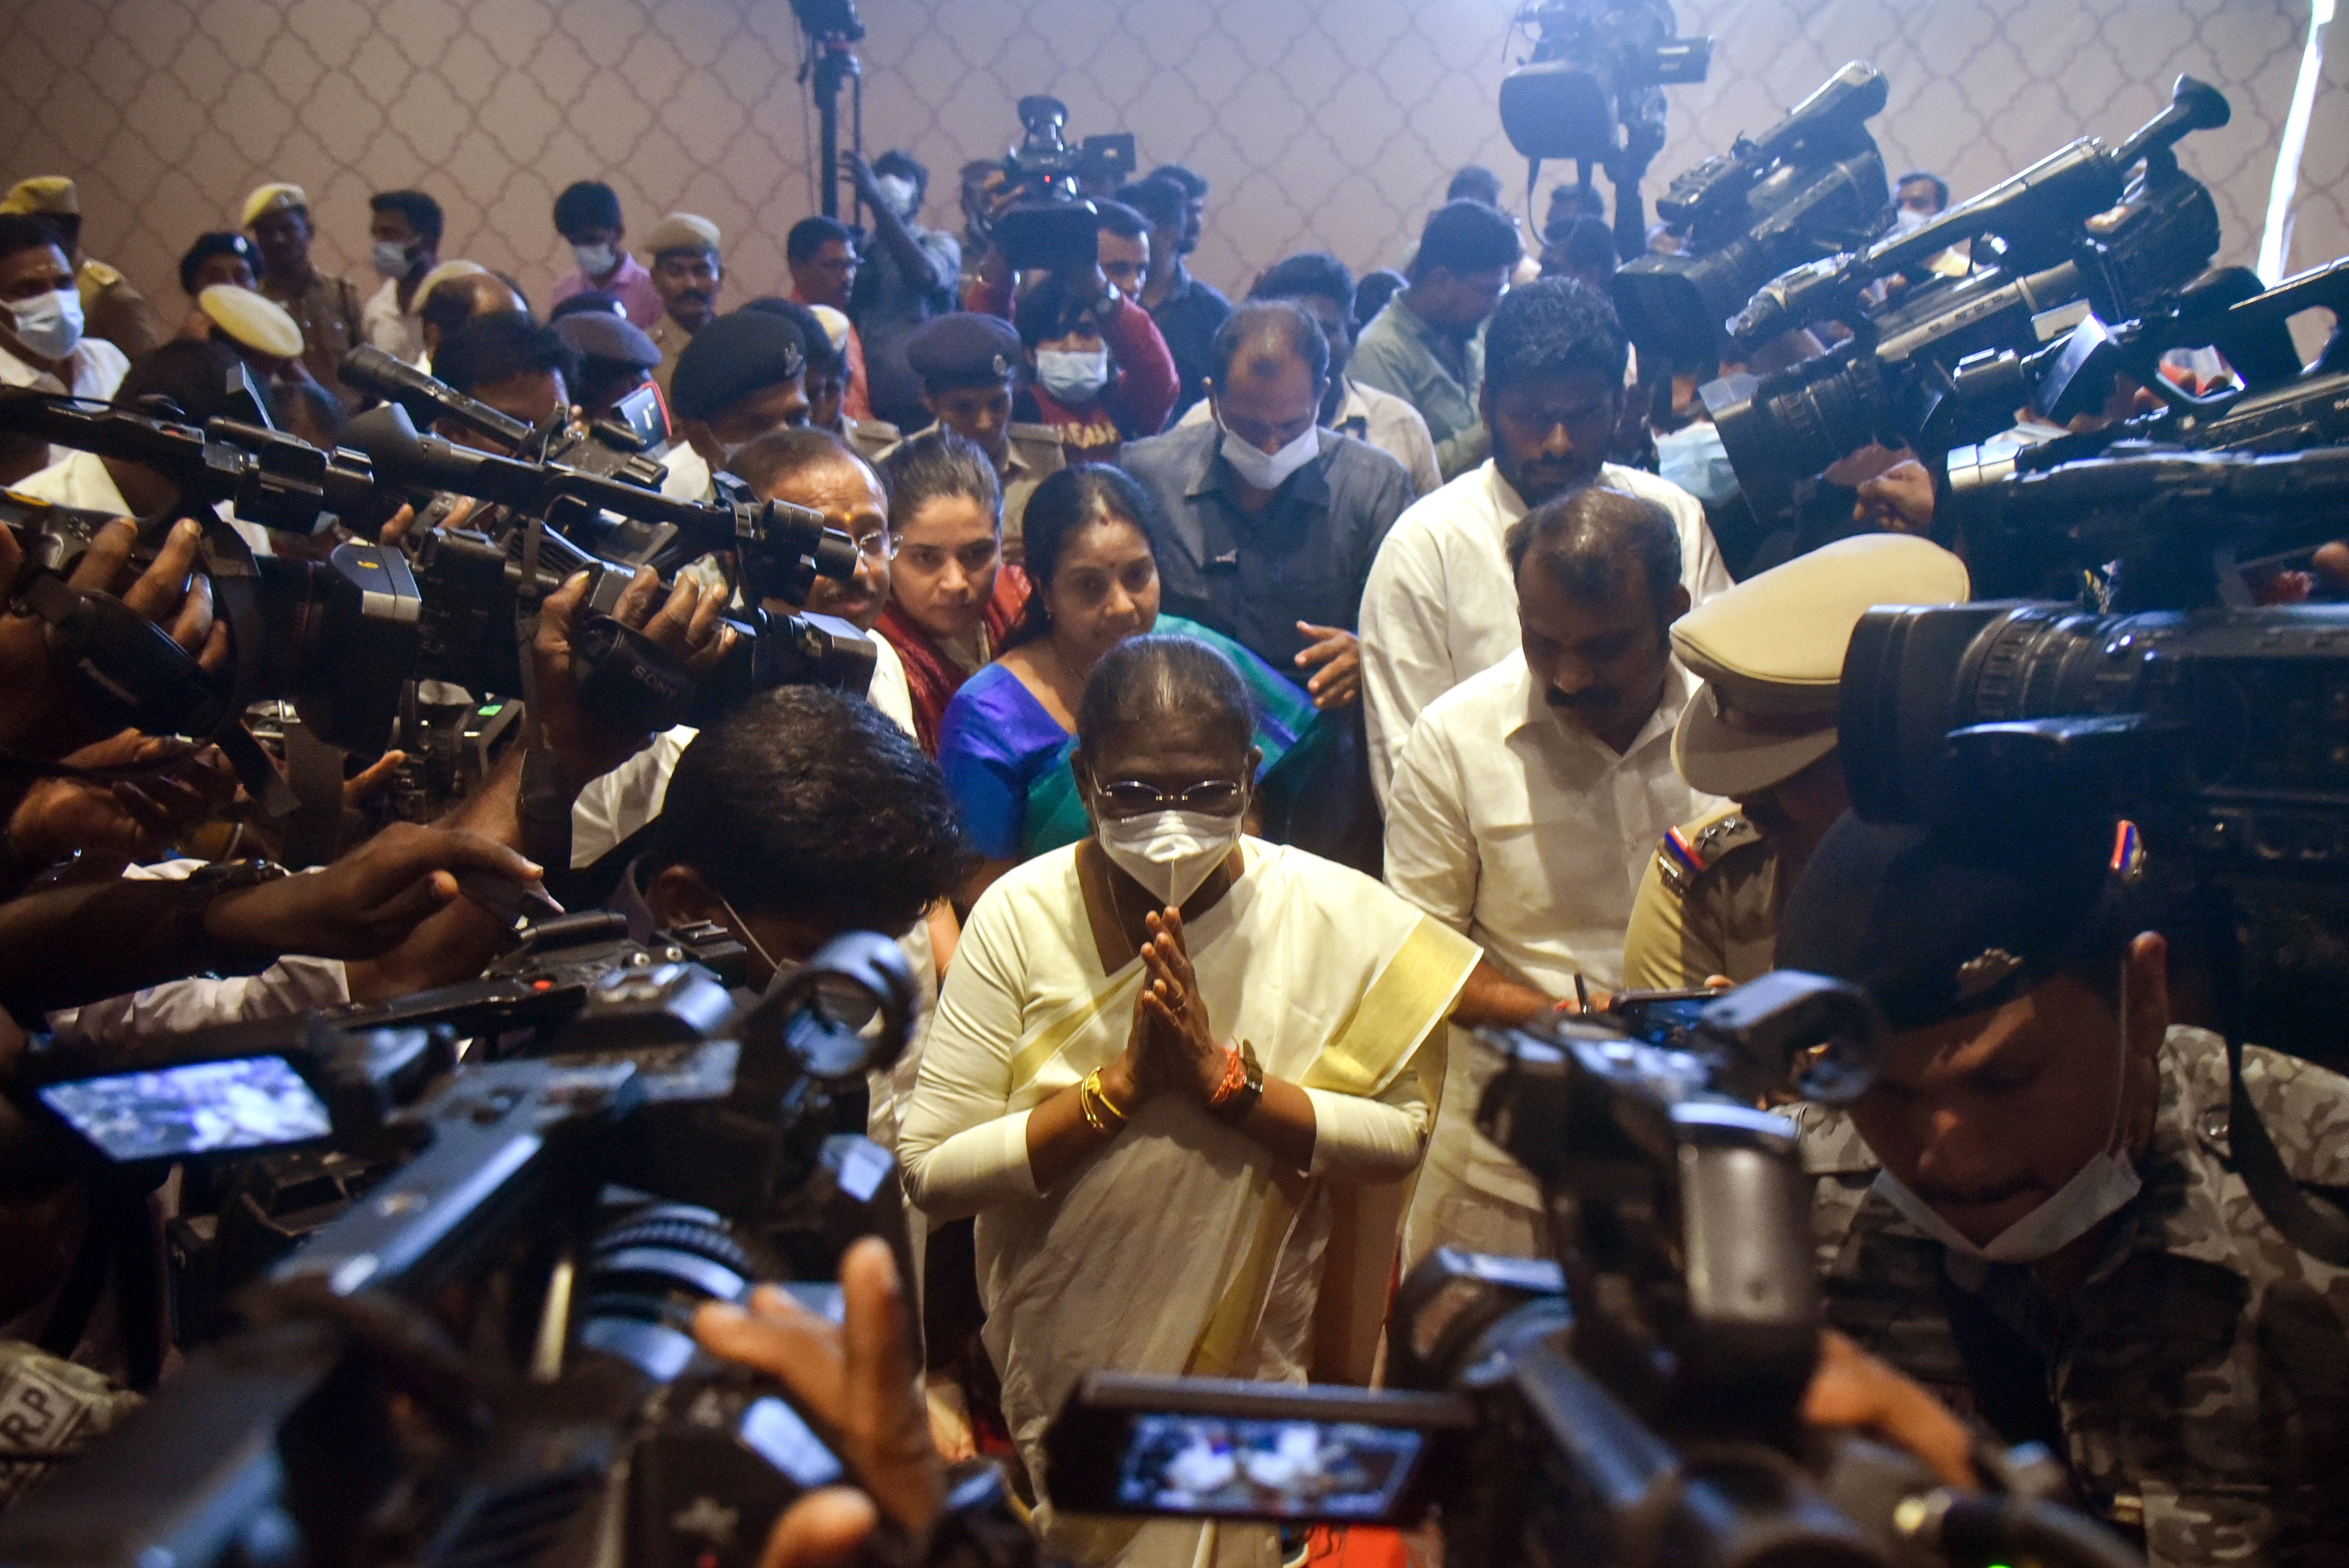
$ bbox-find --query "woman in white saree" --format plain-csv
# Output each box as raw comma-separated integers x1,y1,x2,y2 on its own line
899,635,1479,1568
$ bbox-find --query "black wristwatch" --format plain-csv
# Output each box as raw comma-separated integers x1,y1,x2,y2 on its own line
178,858,293,976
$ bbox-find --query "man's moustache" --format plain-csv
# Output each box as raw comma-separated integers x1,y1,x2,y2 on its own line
1546,687,1617,713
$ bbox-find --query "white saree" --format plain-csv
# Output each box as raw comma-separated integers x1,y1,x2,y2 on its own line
899,839,1478,1568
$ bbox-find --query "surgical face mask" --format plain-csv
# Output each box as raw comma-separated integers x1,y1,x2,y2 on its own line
873,175,918,217
372,239,415,278
1035,348,1109,405
1871,981,2143,1265
1654,420,1740,506
1218,409,1319,491
1885,205,1931,241
1096,808,1243,909
6,288,83,360
573,242,618,277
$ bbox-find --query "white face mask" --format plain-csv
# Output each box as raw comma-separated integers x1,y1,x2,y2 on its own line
1217,408,1319,491
1096,808,1243,909
1871,981,2142,1265
573,242,619,278
1885,205,1932,241
7,287,83,360
1035,348,1109,404
372,239,415,278
873,175,918,217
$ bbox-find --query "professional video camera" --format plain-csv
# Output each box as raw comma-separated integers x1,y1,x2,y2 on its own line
0,923,1020,1568
1043,974,2143,1568
1700,76,2231,509
0,381,873,819
1499,0,1713,207
992,95,1137,272
1609,61,1891,369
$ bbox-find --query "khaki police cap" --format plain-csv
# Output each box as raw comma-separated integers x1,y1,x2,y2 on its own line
0,177,77,217
198,284,304,360
1672,532,1968,798
242,183,308,227
642,212,721,260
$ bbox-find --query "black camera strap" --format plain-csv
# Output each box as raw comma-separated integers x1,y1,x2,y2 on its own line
193,519,300,823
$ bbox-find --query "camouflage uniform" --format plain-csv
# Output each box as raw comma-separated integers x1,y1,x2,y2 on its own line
1799,1027,2349,1564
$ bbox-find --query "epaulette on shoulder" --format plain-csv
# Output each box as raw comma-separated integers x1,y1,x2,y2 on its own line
1653,810,1762,896
79,259,123,287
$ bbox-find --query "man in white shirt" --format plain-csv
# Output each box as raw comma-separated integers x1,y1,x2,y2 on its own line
1360,277,1731,808
1174,251,1442,497
360,190,446,364
0,213,130,483
1386,486,1725,1264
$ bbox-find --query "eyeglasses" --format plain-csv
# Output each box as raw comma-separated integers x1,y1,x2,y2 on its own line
848,530,888,562
1091,777,1247,815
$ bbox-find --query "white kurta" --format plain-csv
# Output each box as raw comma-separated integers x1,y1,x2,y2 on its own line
899,839,1477,1568
1385,653,1722,1263
1359,459,1730,810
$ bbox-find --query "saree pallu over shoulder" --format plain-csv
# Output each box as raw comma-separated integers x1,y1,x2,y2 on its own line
943,843,1476,1567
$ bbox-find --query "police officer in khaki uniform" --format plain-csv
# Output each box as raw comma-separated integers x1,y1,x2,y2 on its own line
895,310,1063,559
0,177,159,359
1622,533,1969,990
640,212,723,405
241,182,367,407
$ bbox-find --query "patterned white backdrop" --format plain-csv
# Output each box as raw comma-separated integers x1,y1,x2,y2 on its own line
2,0,2341,333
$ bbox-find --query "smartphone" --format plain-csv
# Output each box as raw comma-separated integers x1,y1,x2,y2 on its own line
1045,1373,1471,1525
1604,987,1721,1049
37,1055,333,1162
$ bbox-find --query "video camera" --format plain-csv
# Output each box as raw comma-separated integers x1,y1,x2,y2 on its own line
1610,61,1891,369
0,920,990,1568
1700,75,2230,509
1044,972,2140,1568
0,379,872,828
1499,0,1713,170
992,95,1136,272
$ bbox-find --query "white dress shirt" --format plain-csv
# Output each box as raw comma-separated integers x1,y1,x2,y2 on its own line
1385,651,1724,1231
361,277,425,363
1359,459,1731,810
2,337,130,469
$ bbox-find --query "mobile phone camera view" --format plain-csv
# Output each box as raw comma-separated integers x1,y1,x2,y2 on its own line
38,1056,331,1162
1118,1416,1427,1519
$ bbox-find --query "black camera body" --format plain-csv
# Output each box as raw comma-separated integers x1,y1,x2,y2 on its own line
1611,61,1890,366
1500,0,1713,168
1701,75,2230,508
994,95,1135,272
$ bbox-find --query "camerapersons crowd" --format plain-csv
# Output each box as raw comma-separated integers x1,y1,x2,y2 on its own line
0,137,2345,1568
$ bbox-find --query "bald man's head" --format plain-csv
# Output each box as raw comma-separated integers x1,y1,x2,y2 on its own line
423,271,528,356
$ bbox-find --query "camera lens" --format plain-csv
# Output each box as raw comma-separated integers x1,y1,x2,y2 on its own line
575,1202,757,1381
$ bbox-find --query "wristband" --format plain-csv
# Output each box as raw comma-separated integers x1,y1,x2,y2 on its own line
1211,1040,1264,1124
185,858,294,976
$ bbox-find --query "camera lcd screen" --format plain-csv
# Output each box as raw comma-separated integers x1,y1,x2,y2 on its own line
39,1056,331,1161
1114,1415,1427,1520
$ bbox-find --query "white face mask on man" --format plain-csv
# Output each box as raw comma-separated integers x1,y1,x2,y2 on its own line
1217,407,1318,492
573,242,619,278
1871,975,2144,1265
873,175,919,217
1096,808,1244,909
6,288,84,360
372,239,416,279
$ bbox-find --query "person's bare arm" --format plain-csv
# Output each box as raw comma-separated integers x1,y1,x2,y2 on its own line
1450,958,1553,1029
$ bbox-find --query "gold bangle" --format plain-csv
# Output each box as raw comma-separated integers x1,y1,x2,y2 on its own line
1079,1071,1108,1135
1092,1067,1130,1124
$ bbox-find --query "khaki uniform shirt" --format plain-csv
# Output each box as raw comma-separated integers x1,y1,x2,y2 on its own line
1802,1028,2349,1565
1620,802,1781,991
648,314,693,403
258,268,365,407
840,414,900,466
75,258,158,360
876,421,1064,563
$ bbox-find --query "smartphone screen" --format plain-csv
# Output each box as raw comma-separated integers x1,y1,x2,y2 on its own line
39,1056,331,1161
1114,1414,1429,1519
